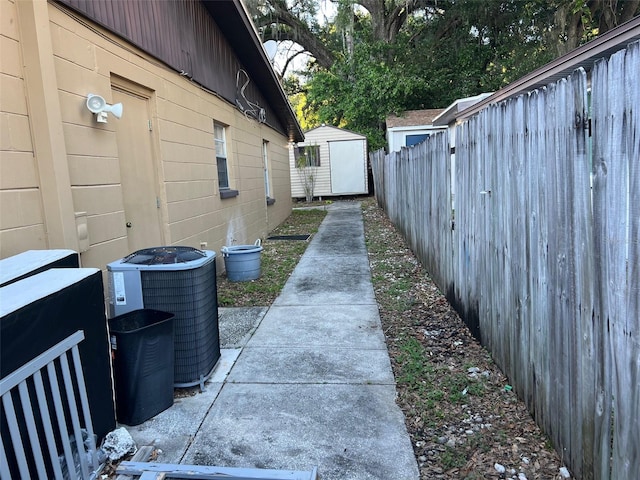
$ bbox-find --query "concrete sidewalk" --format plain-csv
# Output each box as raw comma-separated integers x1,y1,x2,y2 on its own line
126,201,419,480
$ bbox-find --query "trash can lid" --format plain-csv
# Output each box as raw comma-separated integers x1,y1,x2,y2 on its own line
122,246,206,265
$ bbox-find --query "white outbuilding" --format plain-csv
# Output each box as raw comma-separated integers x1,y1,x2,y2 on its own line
385,108,446,153
289,125,368,199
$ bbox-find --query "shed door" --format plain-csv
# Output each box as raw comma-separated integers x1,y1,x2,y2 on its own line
112,86,163,252
329,140,366,194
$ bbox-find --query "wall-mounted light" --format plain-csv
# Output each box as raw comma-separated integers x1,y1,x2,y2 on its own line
86,94,123,123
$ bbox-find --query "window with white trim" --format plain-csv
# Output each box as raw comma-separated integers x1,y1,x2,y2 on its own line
214,122,229,190
263,140,271,199
294,145,320,167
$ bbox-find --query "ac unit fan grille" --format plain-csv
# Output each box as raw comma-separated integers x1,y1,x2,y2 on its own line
140,261,219,385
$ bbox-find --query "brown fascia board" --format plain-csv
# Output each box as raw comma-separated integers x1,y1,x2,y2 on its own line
455,15,640,124
203,1,305,142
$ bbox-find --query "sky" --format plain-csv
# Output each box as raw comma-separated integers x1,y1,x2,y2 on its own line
268,0,338,77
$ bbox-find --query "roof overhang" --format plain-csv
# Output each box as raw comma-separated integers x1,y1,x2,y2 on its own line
454,16,640,124
387,125,447,133
202,0,304,142
432,93,493,126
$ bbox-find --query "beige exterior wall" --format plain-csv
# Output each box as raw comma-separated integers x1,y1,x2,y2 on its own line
1,0,292,271
1,0,47,255
289,125,367,198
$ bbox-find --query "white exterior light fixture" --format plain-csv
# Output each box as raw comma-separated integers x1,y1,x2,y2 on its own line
86,93,123,123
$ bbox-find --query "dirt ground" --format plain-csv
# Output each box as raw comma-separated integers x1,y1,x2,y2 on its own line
361,198,574,480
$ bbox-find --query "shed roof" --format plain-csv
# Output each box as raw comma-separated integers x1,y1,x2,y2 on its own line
431,93,493,126
386,109,445,128
304,124,367,138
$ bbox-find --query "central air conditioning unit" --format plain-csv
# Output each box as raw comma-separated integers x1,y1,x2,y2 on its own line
107,246,219,389
0,249,79,287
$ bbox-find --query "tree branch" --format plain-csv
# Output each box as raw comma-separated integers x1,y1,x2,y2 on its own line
251,0,335,69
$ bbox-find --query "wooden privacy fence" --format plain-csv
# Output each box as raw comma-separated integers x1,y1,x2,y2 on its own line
371,133,454,292
370,40,639,480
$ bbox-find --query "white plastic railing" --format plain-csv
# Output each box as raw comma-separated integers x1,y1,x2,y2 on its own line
1,330,99,480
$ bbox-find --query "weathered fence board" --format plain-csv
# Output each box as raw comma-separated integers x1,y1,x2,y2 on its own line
455,77,594,478
370,39,639,480
591,41,640,480
371,132,452,293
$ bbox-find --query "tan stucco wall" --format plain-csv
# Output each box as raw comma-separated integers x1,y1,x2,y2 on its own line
1,0,292,271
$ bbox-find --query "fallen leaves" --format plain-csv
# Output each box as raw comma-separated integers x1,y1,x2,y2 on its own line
362,199,572,480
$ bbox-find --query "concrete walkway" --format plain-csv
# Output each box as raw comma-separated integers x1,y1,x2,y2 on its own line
126,202,419,480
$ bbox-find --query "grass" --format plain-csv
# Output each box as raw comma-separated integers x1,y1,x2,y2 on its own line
396,336,436,393
440,446,467,470
216,208,327,307
394,335,489,425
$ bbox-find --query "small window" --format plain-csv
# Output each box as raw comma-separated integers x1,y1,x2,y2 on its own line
294,145,320,167
263,140,272,199
214,122,229,189
406,134,429,147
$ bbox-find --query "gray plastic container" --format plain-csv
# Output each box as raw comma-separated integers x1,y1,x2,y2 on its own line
221,241,263,282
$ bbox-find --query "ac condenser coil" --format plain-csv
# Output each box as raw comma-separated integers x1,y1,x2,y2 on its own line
107,247,219,389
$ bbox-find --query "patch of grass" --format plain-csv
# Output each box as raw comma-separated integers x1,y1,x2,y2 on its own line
396,337,439,398
389,296,416,312
442,372,472,404
466,379,486,396
397,337,432,375
440,372,487,404
495,429,508,444
388,278,412,296
217,208,326,307
467,432,492,454
440,446,466,470
544,436,555,451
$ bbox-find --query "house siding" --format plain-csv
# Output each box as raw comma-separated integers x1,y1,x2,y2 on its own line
0,0,47,256
0,0,293,272
290,125,367,198
56,0,285,133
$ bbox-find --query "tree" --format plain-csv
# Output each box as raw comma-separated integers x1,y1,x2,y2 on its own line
306,33,436,150
244,0,336,69
294,144,319,201
546,0,640,56
355,0,442,45
304,1,559,148
248,1,639,150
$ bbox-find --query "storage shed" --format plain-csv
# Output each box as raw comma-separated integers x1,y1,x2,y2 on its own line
386,109,446,153
290,125,368,199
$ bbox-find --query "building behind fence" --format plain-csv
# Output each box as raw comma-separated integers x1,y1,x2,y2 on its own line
371,40,639,480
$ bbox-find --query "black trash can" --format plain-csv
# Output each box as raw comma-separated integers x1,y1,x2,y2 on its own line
109,309,175,425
